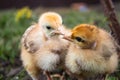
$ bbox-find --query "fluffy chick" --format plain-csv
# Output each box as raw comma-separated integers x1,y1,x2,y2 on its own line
21,12,68,80
64,24,118,80
34,33,69,79
21,12,63,53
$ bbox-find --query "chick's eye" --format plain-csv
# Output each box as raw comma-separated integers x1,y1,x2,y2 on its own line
75,37,84,42
46,26,52,30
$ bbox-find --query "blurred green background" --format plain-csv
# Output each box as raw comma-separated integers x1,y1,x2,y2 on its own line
0,3,120,80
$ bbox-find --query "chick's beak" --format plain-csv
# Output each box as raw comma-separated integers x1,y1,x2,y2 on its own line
63,36,73,42
50,30,64,36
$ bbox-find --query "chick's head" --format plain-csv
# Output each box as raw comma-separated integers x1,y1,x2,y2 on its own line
70,24,99,49
38,12,63,37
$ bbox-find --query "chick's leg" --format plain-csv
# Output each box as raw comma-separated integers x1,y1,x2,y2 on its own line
25,65,41,80
103,74,109,80
60,72,65,80
45,71,52,80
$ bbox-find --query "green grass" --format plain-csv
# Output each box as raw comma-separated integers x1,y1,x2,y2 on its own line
0,8,120,80
0,10,37,62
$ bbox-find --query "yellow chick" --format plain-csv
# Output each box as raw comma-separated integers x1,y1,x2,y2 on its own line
63,24,118,80
21,12,68,80
34,32,69,80
21,12,63,53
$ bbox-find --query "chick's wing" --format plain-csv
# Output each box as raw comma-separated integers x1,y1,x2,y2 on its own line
21,24,47,53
